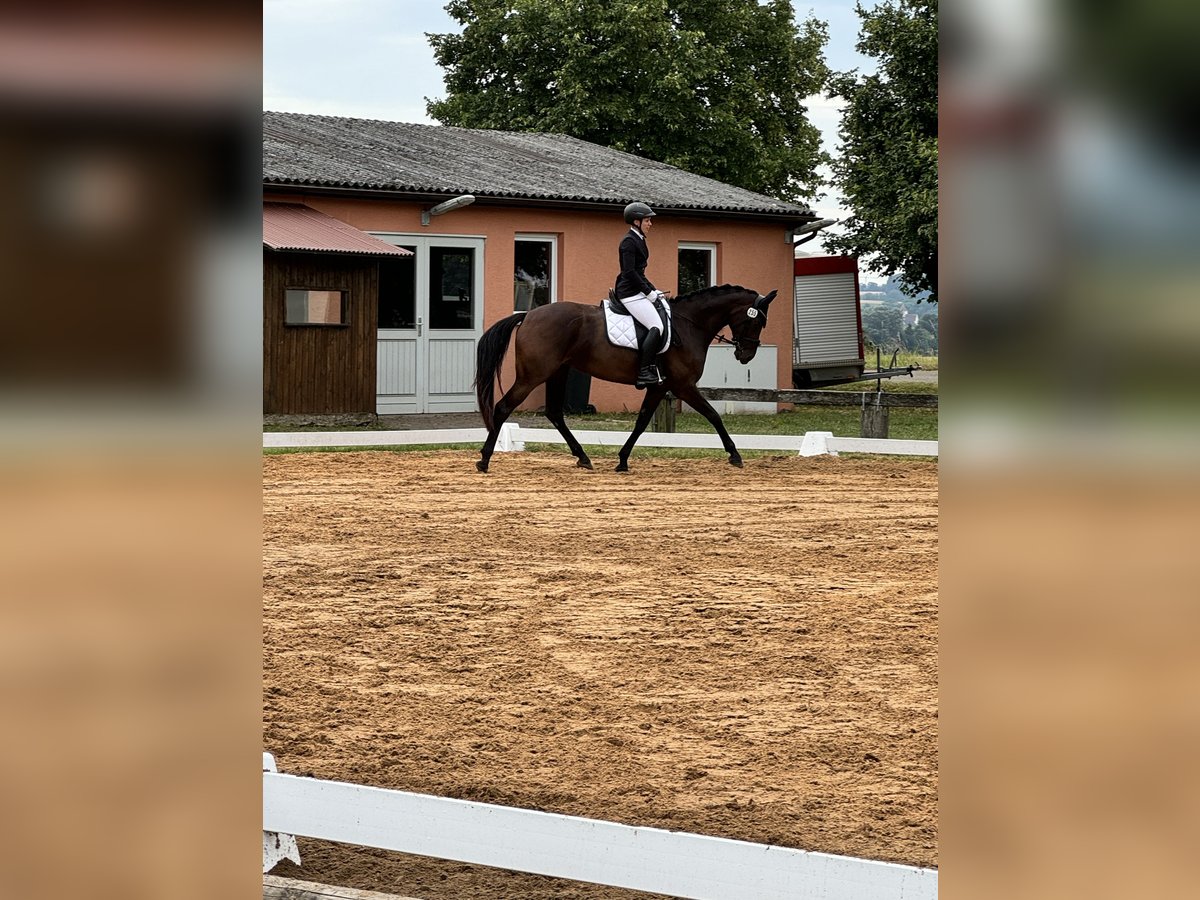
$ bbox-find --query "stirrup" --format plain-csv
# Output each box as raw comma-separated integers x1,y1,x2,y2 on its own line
635,366,662,389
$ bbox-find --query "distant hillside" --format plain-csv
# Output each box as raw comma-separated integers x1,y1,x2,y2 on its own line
860,275,932,307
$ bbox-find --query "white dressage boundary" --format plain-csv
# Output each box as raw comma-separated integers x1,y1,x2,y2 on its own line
263,763,938,900
263,424,937,457
263,428,488,448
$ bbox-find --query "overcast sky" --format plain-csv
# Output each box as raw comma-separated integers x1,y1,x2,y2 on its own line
263,0,878,266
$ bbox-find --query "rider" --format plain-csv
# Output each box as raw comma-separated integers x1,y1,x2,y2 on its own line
614,201,666,389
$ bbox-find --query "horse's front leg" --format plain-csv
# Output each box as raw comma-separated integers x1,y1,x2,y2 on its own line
671,384,743,468
615,384,670,472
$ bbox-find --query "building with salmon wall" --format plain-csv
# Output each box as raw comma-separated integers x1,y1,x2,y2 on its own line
263,111,817,416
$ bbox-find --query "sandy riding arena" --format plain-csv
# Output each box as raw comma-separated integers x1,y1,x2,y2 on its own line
264,450,938,898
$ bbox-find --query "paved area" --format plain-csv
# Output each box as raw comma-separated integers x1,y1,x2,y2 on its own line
376,413,488,430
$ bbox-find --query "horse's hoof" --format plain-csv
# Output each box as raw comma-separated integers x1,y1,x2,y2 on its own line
476,460,489,473
577,458,594,470
729,456,743,468
614,461,629,473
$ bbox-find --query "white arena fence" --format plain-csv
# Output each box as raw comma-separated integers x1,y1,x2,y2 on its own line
263,424,937,458
263,755,938,900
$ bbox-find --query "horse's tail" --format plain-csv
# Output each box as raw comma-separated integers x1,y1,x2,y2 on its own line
474,312,527,431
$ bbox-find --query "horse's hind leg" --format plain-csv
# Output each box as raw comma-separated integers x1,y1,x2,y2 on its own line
615,384,669,472
544,368,592,469
478,380,538,473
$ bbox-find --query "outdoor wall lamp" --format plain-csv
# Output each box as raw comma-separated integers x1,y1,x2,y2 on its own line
421,194,476,226
789,217,837,245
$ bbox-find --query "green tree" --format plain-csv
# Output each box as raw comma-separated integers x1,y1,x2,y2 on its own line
862,305,904,349
902,322,936,354
427,0,829,201
827,1,937,300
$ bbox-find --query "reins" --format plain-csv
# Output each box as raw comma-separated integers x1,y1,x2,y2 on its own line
713,331,761,350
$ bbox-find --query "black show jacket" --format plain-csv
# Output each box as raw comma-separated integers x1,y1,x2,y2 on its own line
614,227,655,297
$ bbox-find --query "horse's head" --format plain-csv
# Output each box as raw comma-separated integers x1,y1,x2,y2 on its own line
730,289,778,363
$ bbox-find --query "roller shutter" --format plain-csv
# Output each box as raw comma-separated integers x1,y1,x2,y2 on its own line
793,271,862,367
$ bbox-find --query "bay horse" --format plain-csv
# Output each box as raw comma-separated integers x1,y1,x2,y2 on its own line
474,284,778,473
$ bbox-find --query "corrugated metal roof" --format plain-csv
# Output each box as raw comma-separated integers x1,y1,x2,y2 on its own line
263,202,414,256
263,111,815,221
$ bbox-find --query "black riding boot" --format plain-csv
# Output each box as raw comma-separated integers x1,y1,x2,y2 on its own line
635,327,663,389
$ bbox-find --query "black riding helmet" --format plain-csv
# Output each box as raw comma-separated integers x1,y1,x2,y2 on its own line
623,201,656,224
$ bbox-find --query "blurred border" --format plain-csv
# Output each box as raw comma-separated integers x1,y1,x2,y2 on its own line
0,7,262,899
943,0,1200,896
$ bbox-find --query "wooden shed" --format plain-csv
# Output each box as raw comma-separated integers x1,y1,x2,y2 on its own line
263,111,818,416
263,203,412,414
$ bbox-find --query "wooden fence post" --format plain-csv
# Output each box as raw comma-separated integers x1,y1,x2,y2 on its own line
860,392,889,438
652,393,676,433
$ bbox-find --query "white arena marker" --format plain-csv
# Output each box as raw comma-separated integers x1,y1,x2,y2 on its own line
495,422,524,452
798,431,833,456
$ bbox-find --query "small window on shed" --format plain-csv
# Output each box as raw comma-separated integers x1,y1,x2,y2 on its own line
286,289,345,325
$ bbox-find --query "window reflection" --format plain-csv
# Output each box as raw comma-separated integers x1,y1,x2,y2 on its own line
678,247,714,296
515,239,553,311
429,247,474,329
285,289,344,325
378,251,416,329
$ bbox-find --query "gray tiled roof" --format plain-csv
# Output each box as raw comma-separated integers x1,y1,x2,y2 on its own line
263,111,814,220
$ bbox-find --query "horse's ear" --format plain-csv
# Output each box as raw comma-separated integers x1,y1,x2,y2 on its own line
756,289,778,309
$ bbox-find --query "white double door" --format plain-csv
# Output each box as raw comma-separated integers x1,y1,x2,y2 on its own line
372,234,484,414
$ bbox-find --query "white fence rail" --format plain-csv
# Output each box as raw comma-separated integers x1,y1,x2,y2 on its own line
263,425,937,457
263,428,487,449
263,763,938,900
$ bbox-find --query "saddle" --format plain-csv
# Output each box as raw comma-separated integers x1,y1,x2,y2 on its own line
602,289,672,353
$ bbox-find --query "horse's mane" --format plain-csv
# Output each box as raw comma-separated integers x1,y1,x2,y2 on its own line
668,283,751,305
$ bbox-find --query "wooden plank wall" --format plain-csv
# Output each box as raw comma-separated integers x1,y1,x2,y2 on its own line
264,251,378,414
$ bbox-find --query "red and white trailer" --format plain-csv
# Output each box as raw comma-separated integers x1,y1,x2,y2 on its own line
791,255,866,387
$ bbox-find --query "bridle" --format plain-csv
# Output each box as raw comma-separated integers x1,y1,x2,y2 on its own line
716,306,766,355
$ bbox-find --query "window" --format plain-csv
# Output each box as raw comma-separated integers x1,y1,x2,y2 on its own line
378,252,416,329
514,235,557,311
678,243,717,296
428,246,476,329
285,289,344,325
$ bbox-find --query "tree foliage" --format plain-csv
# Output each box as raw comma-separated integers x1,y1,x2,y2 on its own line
426,0,829,201
827,1,937,301
862,304,938,353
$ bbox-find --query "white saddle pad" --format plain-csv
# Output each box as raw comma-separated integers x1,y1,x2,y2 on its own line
601,299,672,352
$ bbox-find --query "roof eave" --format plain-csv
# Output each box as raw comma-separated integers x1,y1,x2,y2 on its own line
263,180,817,227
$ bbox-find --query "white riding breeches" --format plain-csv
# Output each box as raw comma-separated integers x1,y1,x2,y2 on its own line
618,293,663,333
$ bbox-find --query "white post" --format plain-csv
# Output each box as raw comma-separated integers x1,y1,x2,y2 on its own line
263,753,301,873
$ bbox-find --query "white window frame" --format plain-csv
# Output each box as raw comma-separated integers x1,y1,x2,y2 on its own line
514,233,558,311
678,241,718,292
